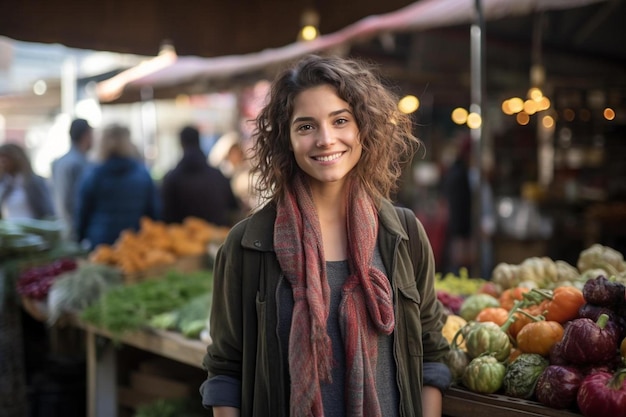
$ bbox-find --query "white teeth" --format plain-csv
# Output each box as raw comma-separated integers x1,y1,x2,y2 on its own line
315,152,342,162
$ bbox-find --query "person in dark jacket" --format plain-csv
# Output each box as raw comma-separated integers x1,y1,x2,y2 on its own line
75,123,160,250
201,55,451,417
161,125,239,226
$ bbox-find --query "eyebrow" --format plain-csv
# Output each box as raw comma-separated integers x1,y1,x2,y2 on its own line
291,108,352,126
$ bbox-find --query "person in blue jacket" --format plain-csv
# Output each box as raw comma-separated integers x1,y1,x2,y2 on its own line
75,123,160,250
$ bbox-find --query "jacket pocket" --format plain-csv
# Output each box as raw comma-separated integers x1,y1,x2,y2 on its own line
398,282,423,357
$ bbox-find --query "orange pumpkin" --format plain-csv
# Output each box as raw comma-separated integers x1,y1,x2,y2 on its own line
476,307,510,327
516,320,564,356
543,286,585,324
499,287,531,311
506,301,547,339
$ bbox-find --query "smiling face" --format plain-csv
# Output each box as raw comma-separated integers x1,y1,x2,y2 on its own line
289,84,362,194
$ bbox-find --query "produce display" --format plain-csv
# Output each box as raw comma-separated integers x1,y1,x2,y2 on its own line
88,216,229,277
443,244,626,417
46,262,124,324
149,292,211,339
435,267,488,315
81,269,212,338
0,218,64,258
15,258,78,300
9,216,625,417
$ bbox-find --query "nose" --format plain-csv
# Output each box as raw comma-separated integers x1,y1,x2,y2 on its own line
316,123,335,147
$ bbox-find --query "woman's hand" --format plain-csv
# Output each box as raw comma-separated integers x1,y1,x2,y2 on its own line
422,385,443,417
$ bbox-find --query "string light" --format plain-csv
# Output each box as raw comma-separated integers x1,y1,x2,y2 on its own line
298,8,320,41
398,95,419,114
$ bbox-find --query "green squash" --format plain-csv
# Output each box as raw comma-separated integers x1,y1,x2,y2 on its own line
445,347,470,383
465,322,512,361
459,293,500,321
462,355,506,394
502,353,549,399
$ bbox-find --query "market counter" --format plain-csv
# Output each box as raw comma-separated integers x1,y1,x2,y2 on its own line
74,320,208,417
443,387,582,417
76,318,584,417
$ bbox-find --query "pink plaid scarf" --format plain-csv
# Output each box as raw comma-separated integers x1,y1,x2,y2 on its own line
274,173,395,417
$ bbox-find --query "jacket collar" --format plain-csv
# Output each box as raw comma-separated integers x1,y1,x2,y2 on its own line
240,198,408,252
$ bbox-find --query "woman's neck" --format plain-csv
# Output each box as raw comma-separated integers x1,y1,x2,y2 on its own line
310,183,349,262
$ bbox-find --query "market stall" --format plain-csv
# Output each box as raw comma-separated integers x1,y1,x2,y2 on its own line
10,214,626,417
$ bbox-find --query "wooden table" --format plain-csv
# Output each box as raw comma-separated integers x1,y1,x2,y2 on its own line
75,319,583,417
75,321,208,417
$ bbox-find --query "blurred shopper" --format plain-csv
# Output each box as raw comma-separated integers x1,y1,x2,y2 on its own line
0,142,55,220
51,118,93,239
209,131,257,214
441,133,474,274
161,125,239,226
75,123,160,250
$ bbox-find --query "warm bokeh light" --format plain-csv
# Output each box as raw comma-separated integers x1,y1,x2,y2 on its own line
604,107,616,120
501,100,514,115
537,96,551,111
508,97,524,113
516,111,530,125
542,115,555,129
467,112,482,129
300,25,319,41
524,99,538,115
528,87,543,101
451,107,469,125
398,95,419,114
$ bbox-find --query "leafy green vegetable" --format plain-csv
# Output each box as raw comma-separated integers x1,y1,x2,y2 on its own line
180,320,206,338
48,263,124,324
81,269,212,337
149,292,211,338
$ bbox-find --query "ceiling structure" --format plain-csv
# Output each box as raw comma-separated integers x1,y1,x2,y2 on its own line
1,0,624,107
1,0,420,58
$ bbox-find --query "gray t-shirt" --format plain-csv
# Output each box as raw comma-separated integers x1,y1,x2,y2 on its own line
278,246,399,416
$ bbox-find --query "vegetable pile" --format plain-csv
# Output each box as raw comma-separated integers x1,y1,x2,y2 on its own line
81,269,212,338
16,258,78,300
443,244,626,416
88,216,228,276
435,268,488,314
47,262,124,324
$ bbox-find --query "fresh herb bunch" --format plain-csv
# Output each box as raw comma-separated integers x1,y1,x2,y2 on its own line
81,269,212,336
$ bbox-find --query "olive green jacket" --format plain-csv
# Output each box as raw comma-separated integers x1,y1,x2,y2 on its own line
202,199,450,417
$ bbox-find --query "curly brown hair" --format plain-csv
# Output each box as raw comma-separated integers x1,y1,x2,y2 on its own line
251,54,420,206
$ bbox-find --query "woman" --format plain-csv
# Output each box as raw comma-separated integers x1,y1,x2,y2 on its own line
0,143,55,219
75,123,160,249
201,55,451,417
